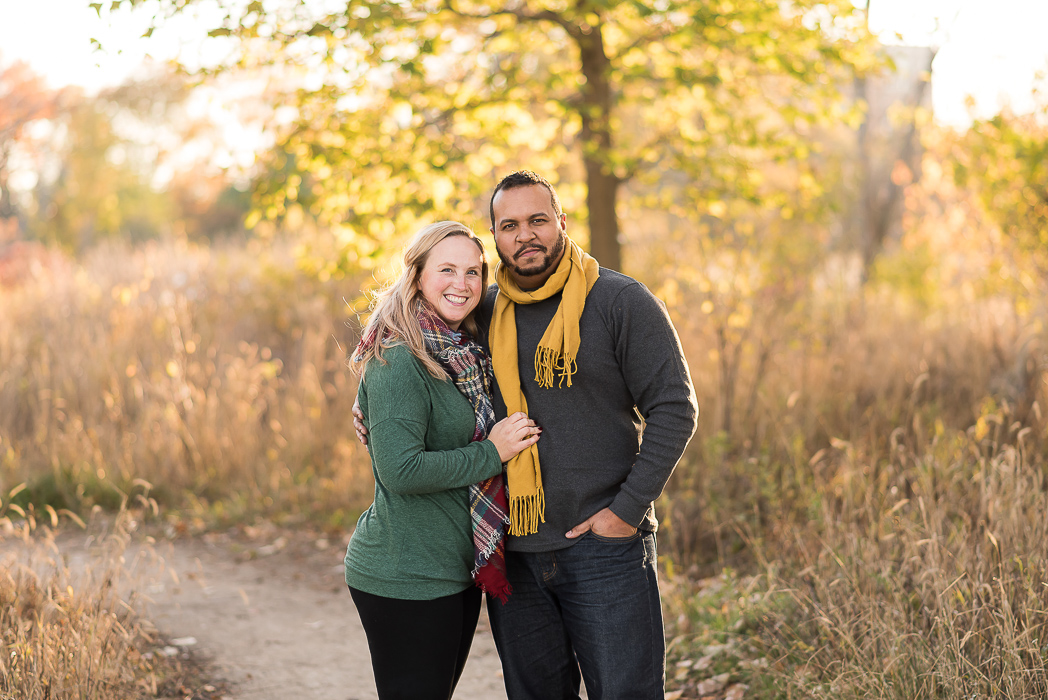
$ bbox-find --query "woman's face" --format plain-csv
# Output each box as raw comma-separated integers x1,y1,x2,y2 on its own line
417,235,484,330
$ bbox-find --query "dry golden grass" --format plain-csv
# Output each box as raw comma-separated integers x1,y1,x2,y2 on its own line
658,286,1046,572
4,235,1048,698
724,418,1040,696
0,499,215,700
0,238,374,530
660,300,1048,698
664,424,1048,698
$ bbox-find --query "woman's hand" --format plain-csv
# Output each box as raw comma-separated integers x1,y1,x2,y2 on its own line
487,412,541,463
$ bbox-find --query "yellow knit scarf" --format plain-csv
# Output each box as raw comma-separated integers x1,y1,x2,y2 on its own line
490,238,600,536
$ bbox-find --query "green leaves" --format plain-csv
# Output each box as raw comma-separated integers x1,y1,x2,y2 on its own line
957,111,1048,274
116,0,876,274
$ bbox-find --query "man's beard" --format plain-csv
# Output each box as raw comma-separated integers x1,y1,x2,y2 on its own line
498,232,567,279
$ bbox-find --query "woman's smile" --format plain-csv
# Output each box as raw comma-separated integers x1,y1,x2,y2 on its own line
417,235,484,329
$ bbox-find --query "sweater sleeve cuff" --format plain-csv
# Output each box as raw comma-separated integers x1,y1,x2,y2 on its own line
481,438,503,471
609,491,650,528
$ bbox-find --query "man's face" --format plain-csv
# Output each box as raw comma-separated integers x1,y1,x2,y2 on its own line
490,184,567,288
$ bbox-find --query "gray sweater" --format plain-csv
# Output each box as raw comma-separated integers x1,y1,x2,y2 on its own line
478,269,698,553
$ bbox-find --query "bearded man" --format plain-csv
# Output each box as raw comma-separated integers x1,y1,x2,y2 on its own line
478,170,698,700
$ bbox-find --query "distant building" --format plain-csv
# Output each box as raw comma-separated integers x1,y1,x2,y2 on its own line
851,44,937,281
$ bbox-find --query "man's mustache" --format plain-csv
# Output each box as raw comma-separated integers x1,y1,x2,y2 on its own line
514,244,546,260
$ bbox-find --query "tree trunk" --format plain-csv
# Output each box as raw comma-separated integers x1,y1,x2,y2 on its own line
575,18,621,271
585,162,620,270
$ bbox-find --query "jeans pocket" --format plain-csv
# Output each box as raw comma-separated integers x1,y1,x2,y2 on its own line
587,529,641,543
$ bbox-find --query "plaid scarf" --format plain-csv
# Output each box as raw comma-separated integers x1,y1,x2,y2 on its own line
356,303,511,601
417,307,511,601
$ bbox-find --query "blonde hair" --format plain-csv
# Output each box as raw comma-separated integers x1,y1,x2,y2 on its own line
355,221,489,379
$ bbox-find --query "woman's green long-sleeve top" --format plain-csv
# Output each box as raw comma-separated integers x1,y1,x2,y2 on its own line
344,344,503,600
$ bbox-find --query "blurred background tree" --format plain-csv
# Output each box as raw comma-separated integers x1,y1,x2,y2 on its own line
0,59,254,253
0,60,61,242
111,0,878,273
27,92,175,251
954,108,1048,282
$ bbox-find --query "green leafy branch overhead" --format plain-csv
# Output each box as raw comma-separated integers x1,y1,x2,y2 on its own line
105,0,878,273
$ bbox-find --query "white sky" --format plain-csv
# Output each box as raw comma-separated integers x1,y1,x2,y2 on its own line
868,0,1048,123
1,0,1046,128
1,0,170,92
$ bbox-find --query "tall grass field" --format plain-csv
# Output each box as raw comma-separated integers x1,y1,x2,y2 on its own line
2,237,1046,698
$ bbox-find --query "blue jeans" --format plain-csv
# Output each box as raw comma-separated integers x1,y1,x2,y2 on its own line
487,531,665,700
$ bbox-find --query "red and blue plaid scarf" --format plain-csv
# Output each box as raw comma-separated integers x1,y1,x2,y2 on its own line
355,303,511,601
416,306,512,602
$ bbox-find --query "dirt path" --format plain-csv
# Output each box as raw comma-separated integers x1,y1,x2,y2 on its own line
52,526,510,700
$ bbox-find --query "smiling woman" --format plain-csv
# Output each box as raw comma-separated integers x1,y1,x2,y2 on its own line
344,220,541,700
416,234,484,331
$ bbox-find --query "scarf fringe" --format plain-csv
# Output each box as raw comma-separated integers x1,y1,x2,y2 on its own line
492,240,599,536
474,561,512,604
472,517,511,565
508,489,545,536
534,347,557,389
534,348,579,389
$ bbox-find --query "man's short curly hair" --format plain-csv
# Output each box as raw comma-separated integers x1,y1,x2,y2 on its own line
488,170,563,231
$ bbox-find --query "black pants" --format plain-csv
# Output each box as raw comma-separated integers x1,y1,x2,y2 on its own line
349,585,482,700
